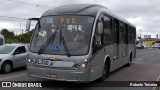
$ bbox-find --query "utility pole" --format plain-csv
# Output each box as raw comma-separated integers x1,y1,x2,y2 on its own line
139,29,142,43
20,21,21,43
140,29,141,39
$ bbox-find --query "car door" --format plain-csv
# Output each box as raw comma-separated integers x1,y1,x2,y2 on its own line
12,46,28,68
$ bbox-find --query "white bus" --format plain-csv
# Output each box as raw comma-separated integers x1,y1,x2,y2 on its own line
0,34,5,45
26,4,136,82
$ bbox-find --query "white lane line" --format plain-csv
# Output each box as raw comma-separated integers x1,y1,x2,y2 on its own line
137,58,143,61
152,74,160,90
156,74,160,81
0,73,26,81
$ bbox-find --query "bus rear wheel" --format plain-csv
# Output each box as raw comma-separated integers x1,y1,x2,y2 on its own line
125,54,132,67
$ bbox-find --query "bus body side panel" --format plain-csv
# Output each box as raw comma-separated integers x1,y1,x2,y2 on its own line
89,49,105,81
89,44,114,81
118,43,128,66
128,44,135,60
110,43,120,72
110,44,128,72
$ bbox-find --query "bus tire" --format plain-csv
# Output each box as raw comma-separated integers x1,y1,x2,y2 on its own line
125,54,132,67
99,62,109,81
1,62,12,74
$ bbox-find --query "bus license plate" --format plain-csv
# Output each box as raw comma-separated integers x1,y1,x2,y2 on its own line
47,73,57,78
35,59,49,66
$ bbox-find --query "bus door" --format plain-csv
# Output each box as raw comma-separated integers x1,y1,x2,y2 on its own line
113,19,119,61
102,15,114,59
124,24,128,58
119,22,127,63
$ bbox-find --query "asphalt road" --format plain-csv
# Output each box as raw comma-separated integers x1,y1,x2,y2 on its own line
0,48,160,90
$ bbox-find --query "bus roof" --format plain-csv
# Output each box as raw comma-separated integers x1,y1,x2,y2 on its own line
42,4,135,27
43,4,101,16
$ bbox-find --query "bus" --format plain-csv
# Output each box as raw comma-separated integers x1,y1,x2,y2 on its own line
26,4,136,82
0,34,5,45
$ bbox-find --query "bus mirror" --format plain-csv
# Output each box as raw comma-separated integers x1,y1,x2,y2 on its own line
97,22,103,34
95,35,102,49
26,19,31,31
26,18,39,32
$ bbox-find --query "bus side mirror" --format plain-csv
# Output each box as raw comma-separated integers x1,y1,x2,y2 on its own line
94,35,102,49
26,18,39,32
26,20,31,31
97,22,103,35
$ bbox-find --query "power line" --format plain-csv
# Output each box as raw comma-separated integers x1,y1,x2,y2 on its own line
0,16,27,20
0,18,26,22
0,16,27,22
7,0,50,8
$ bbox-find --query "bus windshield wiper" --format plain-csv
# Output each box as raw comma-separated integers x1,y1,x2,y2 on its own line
60,29,71,57
38,30,57,55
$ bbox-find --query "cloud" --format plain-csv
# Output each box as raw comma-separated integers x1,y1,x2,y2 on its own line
0,0,160,38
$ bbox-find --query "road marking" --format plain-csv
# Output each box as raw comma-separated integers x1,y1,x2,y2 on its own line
137,58,143,61
152,74,160,90
156,74,160,81
0,73,26,81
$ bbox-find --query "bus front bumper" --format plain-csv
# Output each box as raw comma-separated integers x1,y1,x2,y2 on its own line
27,66,91,82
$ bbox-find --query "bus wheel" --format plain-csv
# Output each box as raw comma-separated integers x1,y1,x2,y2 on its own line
1,62,12,74
99,63,108,81
125,54,132,67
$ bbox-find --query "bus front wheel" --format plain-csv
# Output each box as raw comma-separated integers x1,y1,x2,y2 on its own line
99,63,109,81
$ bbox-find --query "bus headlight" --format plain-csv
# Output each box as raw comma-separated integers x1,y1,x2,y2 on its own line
27,59,34,65
80,63,87,69
74,59,88,69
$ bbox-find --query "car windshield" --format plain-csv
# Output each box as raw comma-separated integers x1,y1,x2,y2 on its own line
0,45,16,54
30,15,94,55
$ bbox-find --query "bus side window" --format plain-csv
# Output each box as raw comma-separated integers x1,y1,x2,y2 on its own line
126,25,136,44
128,26,135,44
125,24,128,44
113,19,119,44
103,15,113,45
119,22,125,44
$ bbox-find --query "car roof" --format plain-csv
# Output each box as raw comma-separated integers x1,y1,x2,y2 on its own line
4,44,27,47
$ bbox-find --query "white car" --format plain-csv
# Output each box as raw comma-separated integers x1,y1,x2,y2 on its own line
151,44,160,48
0,44,29,73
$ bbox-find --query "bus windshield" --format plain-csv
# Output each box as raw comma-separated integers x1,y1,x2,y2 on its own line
30,16,94,56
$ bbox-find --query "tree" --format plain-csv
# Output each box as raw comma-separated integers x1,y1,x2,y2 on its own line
21,31,33,43
1,29,15,38
1,29,17,43
1,28,33,43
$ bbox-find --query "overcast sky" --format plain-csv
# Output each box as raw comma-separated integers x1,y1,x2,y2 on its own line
0,0,160,38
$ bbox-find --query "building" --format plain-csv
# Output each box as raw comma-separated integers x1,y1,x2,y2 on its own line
140,35,160,47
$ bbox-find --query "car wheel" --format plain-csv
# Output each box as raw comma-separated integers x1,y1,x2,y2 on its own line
1,62,12,74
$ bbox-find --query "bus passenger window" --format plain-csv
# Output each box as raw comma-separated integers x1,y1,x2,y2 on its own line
119,22,125,44
103,16,113,45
